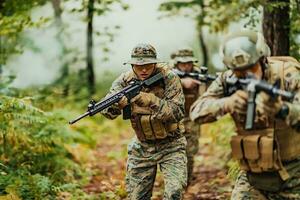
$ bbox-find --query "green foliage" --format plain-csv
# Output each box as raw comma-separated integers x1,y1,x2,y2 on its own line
227,159,240,181
160,0,300,60
0,0,50,65
159,0,202,18
159,0,263,30
290,0,300,60
0,91,92,199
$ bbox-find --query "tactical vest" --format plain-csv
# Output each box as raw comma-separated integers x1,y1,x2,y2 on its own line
123,65,184,142
227,57,300,181
182,68,208,118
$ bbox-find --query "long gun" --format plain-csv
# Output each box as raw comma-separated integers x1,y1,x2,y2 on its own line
226,75,294,130
69,72,164,124
172,67,216,82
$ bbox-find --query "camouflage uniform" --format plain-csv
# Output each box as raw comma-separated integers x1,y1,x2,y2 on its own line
171,49,207,184
190,31,300,199
102,44,187,200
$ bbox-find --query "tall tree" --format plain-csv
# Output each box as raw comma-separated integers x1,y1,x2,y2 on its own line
87,0,95,95
263,0,290,55
71,0,128,96
51,0,70,95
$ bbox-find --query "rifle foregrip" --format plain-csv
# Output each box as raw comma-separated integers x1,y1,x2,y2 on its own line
245,91,256,130
245,102,255,130
123,104,131,120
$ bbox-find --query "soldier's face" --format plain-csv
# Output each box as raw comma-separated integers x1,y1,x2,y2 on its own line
176,62,193,72
132,63,156,80
234,62,263,79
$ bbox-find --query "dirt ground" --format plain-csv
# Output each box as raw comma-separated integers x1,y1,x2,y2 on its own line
83,131,233,200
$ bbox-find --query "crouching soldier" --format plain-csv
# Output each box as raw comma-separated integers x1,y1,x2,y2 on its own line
190,30,300,199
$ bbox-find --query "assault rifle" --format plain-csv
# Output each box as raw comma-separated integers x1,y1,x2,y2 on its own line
226,74,294,130
173,67,216,82
69,72,164,124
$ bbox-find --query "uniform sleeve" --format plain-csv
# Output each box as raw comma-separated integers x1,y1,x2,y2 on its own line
282,65,300,130
189,74,227,123
151,71,185,123
100,74,125,119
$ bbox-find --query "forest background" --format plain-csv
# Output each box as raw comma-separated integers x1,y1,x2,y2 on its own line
0,0,300,199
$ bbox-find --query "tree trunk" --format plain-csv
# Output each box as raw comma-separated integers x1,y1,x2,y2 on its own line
51,0,62,17
263,0,290,56
197,2,208,67
87,0,95,95
198,27,208,67
51,0,69,95
0,0,4,73
0,37,3,74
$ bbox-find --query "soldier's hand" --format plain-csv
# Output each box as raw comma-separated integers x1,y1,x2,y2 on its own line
224,90,248,115
181,77,201,89
118,96,128,109
131,92,160,107
256,91,283,117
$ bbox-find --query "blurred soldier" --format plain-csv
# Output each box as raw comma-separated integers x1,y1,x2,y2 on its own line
171,48,207,184
190,30,300,199
101,43,187,200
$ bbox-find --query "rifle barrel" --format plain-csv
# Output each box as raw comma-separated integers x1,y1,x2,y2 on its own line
69,112,90,124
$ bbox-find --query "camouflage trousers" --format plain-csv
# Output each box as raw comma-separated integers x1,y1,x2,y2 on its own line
231,170,300,200
184,120,200,185
125,136,187,200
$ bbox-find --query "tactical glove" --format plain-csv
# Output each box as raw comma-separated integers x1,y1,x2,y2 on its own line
181,77,201,89
118,96,128,109
256,91,283,117
223,90,248,115
132,92,160,108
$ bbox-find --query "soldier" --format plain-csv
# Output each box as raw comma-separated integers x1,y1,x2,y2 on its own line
101,44,187,200
171,49,206,185
190,30,300,199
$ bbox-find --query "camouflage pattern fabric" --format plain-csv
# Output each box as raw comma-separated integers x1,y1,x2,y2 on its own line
101,63,187,199
126,136,187,200
184,120,200,184
172,48,198,64
124,43,164,65
101,63,185,123
232,170,300,200
190,56,300,198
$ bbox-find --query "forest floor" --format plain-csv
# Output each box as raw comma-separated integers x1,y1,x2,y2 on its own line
82,119,234,200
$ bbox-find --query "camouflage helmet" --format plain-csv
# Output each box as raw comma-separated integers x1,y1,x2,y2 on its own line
219,30,270,70
172,48,198,64
124,43,163,65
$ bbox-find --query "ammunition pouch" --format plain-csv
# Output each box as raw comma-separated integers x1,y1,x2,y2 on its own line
130,110,183,142
230,129,290,180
